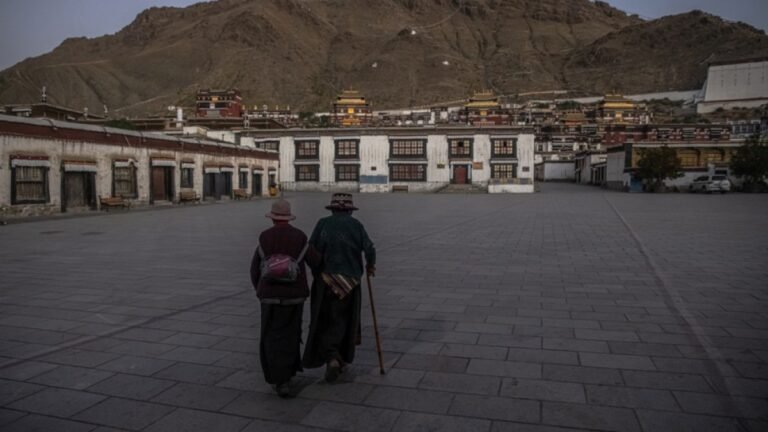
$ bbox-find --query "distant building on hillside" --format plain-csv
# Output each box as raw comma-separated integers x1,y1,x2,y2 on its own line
195,89,243,118
596,94,647,124
697,58,768,114
459,91,511,126
331,90,373,127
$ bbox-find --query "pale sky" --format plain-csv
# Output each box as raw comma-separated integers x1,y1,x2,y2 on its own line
0,0,766,71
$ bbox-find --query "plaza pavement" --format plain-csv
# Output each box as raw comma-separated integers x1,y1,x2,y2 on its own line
0,183,767,432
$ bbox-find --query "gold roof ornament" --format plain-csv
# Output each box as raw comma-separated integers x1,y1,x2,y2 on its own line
465,90,500,108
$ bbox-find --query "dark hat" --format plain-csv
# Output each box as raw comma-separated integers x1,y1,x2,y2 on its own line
325,193,358,211
265,199,296,221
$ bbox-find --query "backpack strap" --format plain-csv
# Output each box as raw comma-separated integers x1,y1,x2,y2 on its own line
256,243,265,259
297,242,309,262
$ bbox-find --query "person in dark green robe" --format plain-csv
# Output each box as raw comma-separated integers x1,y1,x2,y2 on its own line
303,193,376,382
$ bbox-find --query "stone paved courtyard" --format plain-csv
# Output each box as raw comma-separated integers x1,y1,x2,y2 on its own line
1,183,767,432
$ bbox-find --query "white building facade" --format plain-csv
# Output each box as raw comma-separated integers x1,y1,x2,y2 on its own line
697,59,768,114
0,115,278,218
246,128,535,193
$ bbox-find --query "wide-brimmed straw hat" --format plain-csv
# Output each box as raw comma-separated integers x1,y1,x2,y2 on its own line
325,193,358,211
265,199,296,221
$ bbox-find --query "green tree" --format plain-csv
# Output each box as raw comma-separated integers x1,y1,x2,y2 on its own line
731,134,768,192
636,146,683,192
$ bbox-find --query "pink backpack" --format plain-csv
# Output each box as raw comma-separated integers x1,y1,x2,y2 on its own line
257,243,309,284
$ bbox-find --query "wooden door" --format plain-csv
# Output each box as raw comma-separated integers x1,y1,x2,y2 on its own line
152,167,166,201
64,172,86,209
252,174,262,197
453,165,468,184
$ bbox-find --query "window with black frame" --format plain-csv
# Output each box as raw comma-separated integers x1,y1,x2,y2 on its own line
239,171,249,189
296,165,319,181
491,164,517,179
296,140,319,159
390,139,426,158
181,167,194,188
113,164,137,198
335,140,359,159
492,139,517,158
11,166,48,204
335,164,359,181
449,139,472,158
261,141,279,151
390,164,426,181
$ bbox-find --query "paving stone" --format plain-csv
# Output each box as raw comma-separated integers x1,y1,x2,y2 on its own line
585,384,679,410
396,353,469,373
419,371,501,395
574,329,639,342
492,422,593,432
28,365,113,390
0,408,26,427
500,378,586,403
364,386,454,413
300,401,400,432
440,343,508,360
159,346,231,365
607,341,683,357
417,330,478,344
8,387,105,417
0,361,58,381
506,348,579,365
543,401,641,432
0,379,45,405
393,412,491,432
467,359,542,378
144,408,251,432
477,334,542,349
222,391,319,421
73,397,174,431
241,419,329,432
113,328,177,342
543,365,624,386
159,332,225,348
0,414,95,432
151,382,241,410
579,352,656,371
107,340,177,357
635,409,746,432
300,381,375,404
86,373,175,399
542,338,610,353
449,394,540,423
622,370,714,392
673,391,768,419
352,367,425,388
39,348,121,368
97,355,176,376
152,362,237,385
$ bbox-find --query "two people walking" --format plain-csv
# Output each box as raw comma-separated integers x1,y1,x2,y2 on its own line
250,193,376,398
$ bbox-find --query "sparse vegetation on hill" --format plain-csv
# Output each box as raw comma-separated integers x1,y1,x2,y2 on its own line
0,1,766,115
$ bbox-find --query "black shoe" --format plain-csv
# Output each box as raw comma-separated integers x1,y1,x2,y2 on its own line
325,359,341,383
274,382,294,398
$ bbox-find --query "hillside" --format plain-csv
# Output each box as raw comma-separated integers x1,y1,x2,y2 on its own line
0,0,765,115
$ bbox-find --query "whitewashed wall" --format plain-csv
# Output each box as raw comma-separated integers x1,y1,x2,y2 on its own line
278,131,535,193
1,134,275,216
606,151,627,190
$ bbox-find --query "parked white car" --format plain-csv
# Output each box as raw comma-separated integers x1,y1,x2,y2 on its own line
689,175,731,194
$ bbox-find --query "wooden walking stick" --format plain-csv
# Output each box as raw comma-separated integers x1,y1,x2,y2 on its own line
366,273,385,375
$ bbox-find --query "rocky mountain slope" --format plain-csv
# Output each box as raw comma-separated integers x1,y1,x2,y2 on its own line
0,0,766,115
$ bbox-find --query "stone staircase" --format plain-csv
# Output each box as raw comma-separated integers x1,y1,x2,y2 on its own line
436,183,488,194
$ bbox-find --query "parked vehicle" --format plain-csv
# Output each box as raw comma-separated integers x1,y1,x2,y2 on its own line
689,175,731,194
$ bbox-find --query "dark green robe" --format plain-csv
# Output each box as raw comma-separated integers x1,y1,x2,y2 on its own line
302,213,376,368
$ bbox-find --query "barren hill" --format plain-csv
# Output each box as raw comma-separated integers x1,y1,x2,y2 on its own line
0,0,766,115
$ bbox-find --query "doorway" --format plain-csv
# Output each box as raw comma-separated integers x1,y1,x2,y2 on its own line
252,173,263,197
151,166,174,202
62,171,96,212
204,173,218,199
452,165,468,184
